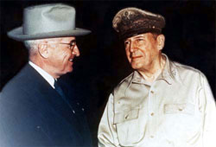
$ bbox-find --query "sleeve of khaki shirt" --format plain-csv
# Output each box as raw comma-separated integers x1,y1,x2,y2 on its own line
200,74,216,147
98,94,120,147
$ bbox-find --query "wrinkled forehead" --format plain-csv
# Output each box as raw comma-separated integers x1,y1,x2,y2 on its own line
43,37,76,42
124,32,152,41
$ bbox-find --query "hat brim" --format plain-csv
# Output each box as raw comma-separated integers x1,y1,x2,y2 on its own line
7,26,91,41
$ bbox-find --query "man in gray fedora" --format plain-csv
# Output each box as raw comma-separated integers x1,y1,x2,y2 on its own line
0,3,92,146
98,7,216,147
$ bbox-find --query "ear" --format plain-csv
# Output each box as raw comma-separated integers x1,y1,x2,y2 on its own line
156,34,165,51
38,43,49,58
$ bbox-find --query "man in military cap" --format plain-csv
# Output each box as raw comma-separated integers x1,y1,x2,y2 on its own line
98,7,216,147
0,3,92,146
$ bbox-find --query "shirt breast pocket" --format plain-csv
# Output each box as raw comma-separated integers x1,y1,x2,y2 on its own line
163,103,200,141
164,103,196,131
114,108,141,146
164,103,195,115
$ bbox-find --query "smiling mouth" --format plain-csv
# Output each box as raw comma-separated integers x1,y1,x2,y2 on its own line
132,55,142,59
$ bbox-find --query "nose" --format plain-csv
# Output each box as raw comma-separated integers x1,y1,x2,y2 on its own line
129,41,136,53
72,45,80,57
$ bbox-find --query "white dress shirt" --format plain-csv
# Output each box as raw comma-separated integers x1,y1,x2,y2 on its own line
98,55,216,147
29,61,55,89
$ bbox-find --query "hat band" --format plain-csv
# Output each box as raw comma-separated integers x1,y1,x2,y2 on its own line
23,20,75,35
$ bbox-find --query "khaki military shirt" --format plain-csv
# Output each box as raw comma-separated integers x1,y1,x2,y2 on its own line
98,55,216,147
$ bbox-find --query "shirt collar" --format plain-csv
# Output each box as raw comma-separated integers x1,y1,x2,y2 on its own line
157,54,175,85
131,54,177,85
29,61,55,89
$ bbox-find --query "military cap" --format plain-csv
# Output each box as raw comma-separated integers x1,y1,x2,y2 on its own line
112,7,165,40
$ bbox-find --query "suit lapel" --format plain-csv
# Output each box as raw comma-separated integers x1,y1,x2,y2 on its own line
24,64,76,125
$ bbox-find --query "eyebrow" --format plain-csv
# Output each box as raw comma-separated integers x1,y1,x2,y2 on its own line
125,35,145,42
70,40,76,43
134,35,145,39
60,40,76,44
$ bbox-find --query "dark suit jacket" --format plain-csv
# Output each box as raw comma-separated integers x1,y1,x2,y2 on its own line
0,64,92,147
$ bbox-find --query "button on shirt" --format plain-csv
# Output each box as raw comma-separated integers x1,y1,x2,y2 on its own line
98,55,216,147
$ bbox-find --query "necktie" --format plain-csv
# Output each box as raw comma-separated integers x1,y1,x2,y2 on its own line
54,81,76,113
54,81,73,109
54,81,67,99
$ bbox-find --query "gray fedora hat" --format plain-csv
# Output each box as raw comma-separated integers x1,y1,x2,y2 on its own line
7,3,91,41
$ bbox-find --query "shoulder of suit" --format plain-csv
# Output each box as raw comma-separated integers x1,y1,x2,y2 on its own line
1,64,45,97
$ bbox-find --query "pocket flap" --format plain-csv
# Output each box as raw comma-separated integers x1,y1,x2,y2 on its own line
164,103,194,115
114,108,139,124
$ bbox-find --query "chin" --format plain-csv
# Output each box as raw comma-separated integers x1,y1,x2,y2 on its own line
131,62,142,69
63,67,73,74
67,68,73,73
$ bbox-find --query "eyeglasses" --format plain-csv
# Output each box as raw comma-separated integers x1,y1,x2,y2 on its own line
47,41,77,50
59,41,76,50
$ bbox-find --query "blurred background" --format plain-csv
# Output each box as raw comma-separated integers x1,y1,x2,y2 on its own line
0,0,215,146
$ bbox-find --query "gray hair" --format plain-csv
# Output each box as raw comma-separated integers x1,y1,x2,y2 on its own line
24,39,44,56
24,40,38,50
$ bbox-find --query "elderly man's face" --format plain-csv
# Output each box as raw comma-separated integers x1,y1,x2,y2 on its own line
45,37,80,78
124,33,162,71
